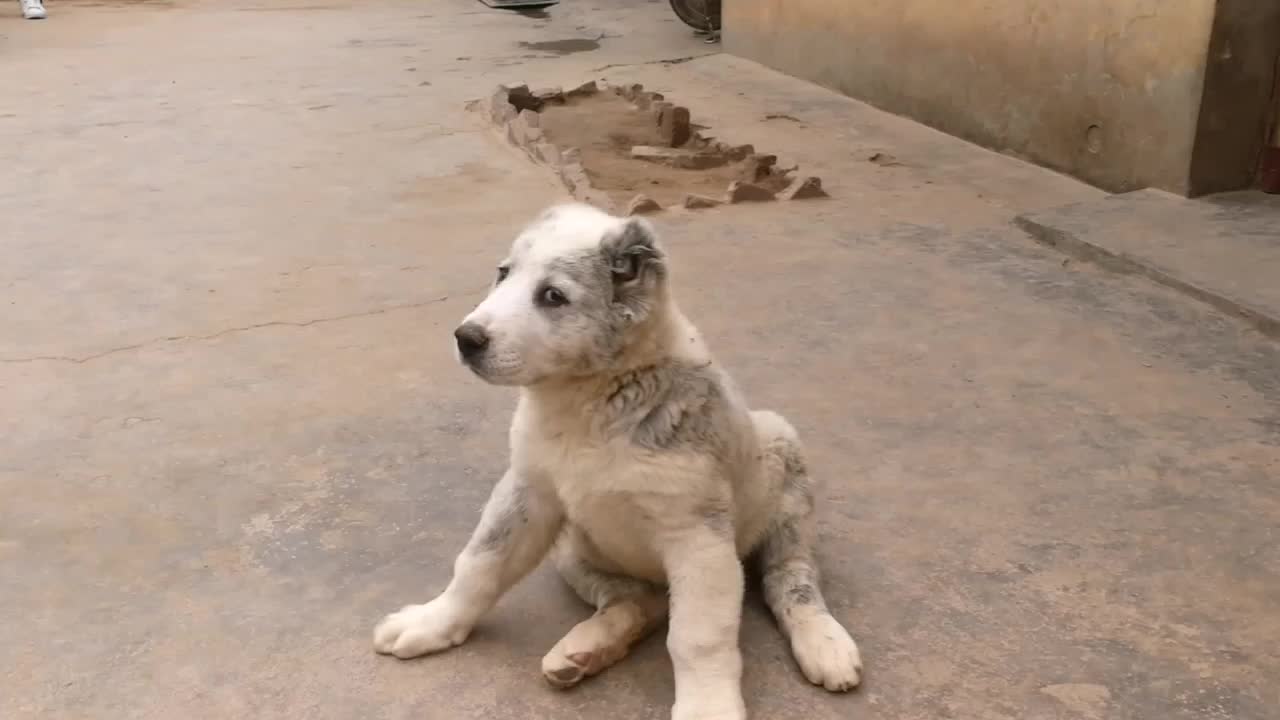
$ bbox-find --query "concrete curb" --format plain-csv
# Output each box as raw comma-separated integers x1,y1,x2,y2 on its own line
1014,214,1280,340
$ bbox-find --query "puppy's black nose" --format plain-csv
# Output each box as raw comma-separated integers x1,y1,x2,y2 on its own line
454,322,490,360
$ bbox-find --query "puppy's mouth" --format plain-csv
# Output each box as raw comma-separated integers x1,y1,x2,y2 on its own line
458,353,526,386
458,352,492,379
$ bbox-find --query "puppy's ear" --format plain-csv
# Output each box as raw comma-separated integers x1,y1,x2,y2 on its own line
602,217,666,289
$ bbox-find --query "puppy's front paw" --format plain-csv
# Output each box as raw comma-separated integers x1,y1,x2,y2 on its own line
788,612,863,692
373,599,470,659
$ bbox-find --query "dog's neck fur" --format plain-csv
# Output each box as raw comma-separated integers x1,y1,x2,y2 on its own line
521,297,710,418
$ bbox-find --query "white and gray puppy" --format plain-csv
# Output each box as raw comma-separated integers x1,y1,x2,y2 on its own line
373,203,862,720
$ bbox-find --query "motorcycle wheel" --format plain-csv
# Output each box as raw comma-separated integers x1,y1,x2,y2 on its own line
669,0,721,32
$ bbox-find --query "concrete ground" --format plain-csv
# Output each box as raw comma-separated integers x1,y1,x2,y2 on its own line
2,2,1278,719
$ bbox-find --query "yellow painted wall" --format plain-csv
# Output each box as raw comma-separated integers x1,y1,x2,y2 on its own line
726,0,1219,194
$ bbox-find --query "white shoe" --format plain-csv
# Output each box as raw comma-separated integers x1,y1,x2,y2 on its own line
21,0,47,20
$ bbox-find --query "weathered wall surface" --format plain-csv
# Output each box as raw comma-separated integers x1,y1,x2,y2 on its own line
725,0,1227,195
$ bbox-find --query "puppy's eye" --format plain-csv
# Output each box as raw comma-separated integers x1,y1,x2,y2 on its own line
495,266,510,284
538,286,569,308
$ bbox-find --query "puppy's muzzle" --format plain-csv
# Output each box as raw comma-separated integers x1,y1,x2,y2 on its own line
454,322,490,363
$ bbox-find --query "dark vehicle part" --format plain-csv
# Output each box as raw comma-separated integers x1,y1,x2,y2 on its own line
669,0,721,33
479,0,559,8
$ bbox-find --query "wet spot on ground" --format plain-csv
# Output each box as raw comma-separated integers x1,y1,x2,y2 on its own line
518,38,600,54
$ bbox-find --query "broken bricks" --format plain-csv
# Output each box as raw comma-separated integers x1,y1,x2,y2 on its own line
738,153,779,183
507,108,543,147
726,181,776,203
486,86,517,124
559,162,614,212
532,87,565,106
683,193,722,209
533,142,561,166
718,143,755,162
654,104,692,147
565,80,598,99
506,84,542,112
779,176,829,200
475,81,828,214
630,145,726,170
633,91,665,110
613,83,644,101
626,194,662,216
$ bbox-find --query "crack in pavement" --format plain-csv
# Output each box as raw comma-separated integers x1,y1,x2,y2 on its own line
0,289,484,366
590,52,719,73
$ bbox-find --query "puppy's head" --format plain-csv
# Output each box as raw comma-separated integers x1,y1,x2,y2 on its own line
454,204,668,386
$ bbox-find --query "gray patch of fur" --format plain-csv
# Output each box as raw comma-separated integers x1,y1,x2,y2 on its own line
787,582,818,606
771,435,815,513
759,437,831,618
602,218,666,290
761,519,828,616
695,500,736,536
598,362,731,454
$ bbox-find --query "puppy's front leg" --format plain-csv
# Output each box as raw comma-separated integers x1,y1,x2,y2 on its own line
374,468,563,659
664,523,747,720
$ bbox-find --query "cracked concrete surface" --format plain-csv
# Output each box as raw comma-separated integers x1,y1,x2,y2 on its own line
2,2,1279,719
0,294,465,365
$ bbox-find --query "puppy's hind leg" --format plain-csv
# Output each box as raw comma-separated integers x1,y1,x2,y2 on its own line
755,412,863,692
541,531,669,689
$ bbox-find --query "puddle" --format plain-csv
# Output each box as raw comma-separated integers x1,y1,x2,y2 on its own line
518,38,600,55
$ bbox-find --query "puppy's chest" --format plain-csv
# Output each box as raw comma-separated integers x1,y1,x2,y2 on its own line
528,430,677,578
522,428,643,511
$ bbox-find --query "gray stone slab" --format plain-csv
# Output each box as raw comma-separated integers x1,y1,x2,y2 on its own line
1017,189,1280,338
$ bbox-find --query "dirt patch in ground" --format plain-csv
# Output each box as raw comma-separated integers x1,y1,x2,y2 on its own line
478,81,827,213
538,93,750,207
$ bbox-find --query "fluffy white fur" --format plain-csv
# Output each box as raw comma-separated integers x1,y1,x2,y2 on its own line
374,204,861,719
